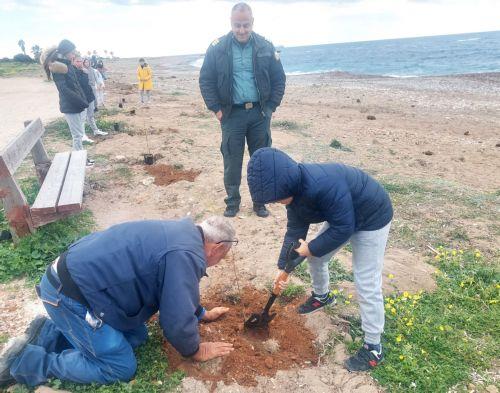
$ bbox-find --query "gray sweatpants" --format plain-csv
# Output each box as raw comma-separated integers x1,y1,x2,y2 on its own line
82,100,98,133
64,112,85,151
308,221,391,345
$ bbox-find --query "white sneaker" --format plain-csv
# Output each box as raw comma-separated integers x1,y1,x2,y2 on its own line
93,129,108,136
82,135,94,144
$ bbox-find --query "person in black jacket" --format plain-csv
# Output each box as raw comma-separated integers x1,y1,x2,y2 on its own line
199,2,286,218
41,40,93,165
247,148,393,372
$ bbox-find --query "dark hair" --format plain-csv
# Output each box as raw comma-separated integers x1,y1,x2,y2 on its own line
139,58,145,62
42,47,58,81
232,2,252,14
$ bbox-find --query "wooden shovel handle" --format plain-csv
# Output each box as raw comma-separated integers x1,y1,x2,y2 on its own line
273,270,290,295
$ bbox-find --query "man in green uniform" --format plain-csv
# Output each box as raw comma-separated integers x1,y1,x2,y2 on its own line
199,2,286,218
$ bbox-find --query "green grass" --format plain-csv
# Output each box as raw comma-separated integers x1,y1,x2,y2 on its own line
0,61,40,77
45,118,71,141
295,257,354,286
381,178,500,254
0,178,95,283
280,282,306,303
368,248,499,392
272,120,300,130
0,333,9,345
329,139,353,152
50,320,184,392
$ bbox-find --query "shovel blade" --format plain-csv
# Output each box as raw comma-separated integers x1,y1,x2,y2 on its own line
244,312,276,329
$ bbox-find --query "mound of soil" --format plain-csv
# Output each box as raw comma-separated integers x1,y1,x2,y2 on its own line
144,164,200,186
163,287,318,387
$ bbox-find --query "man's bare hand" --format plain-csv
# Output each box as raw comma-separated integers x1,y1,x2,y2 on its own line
202,307,229,322
192,342,234,362
215,110,223,122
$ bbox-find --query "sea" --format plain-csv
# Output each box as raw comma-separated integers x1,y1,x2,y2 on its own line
191,30,500,77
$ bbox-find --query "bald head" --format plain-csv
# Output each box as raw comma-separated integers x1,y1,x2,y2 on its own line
231,2,254,43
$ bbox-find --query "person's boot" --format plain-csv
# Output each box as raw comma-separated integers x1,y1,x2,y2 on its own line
223,206,239,218
298,291,336,314
0,316,47,386
344,343,384,371
93,129,108,136
82,135,94,144
253,204,269,218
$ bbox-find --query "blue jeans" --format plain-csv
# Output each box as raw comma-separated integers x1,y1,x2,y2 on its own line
10,269,148,386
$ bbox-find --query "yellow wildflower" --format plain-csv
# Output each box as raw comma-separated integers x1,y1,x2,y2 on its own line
332,289,339,295
421,349,427,355
390,299,395,304
489,299,498,304
439,325,444,331
448,304,453,309
385,304,391,310
452,250,457,256
391,308,396,314
459,250,464,254
348,294,353,299
434,255,441,261
388,273,395,279
399,355,404,361
396,335,403,343
403,291,409,298
406,321,413,327
460,282,465,288
344,300,351,305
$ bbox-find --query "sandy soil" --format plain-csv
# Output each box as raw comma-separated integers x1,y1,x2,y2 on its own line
1,55,499,391
0,77,60,149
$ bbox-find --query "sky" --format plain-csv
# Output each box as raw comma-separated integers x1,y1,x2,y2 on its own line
0,0,499,59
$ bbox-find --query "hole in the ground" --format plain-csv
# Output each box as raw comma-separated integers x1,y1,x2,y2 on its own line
163,287,318,387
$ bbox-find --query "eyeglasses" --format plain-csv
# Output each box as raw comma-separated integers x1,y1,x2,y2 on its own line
216,239,239,246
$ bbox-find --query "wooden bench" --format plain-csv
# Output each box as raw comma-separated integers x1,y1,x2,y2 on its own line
0,118,87,240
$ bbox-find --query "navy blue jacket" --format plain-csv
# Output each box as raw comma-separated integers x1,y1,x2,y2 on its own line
247,148,393,268
199,32,286,119
65,218,206,357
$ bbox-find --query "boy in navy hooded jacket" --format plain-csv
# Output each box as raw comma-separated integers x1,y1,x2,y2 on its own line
247,147,393,372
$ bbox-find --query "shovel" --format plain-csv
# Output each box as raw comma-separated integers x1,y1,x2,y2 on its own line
244,242,306,329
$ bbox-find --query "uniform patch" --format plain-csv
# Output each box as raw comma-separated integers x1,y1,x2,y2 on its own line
274,51,281,61
211,38,220,47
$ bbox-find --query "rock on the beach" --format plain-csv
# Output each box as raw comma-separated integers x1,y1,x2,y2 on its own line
496,142,500,147
423,150,434,156
264,356,274,369
464,130,470,135
367,115,376,120
141,177,155,186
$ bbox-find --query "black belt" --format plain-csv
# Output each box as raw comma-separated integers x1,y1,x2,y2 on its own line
46,251,90,308
233,102,259,109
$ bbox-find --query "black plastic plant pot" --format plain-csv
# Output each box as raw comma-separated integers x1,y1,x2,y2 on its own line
122,98,126,103
144,154,154,165
118,103,123,108
113,123,120,131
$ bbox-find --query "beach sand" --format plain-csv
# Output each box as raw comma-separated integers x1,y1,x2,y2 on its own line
1,55,499,392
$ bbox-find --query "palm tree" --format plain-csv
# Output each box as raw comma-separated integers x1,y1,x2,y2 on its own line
18,39,26,55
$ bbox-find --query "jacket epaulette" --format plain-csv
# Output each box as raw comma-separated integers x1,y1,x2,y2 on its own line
211,38,220,47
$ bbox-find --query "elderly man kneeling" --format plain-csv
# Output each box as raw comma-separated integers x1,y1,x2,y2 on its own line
0,217,236,387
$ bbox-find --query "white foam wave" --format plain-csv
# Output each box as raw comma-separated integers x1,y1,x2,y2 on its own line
457,37,480,42
286,68,337,76
190,57,204,68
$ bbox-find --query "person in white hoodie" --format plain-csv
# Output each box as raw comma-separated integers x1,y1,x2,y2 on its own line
84,58,105,107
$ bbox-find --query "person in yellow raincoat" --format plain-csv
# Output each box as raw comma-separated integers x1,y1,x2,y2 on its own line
137,58,153,104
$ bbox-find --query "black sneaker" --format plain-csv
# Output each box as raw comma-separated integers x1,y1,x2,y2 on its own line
344,343,384,372
223,206,239,218
0,316,47,386
253,204,269,218
298,291,335,314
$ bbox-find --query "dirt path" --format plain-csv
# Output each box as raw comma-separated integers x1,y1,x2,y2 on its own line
0,76,60,149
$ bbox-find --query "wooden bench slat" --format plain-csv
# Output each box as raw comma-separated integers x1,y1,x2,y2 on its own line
31,152,71,214
0,119,45,175
57,150,87,213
